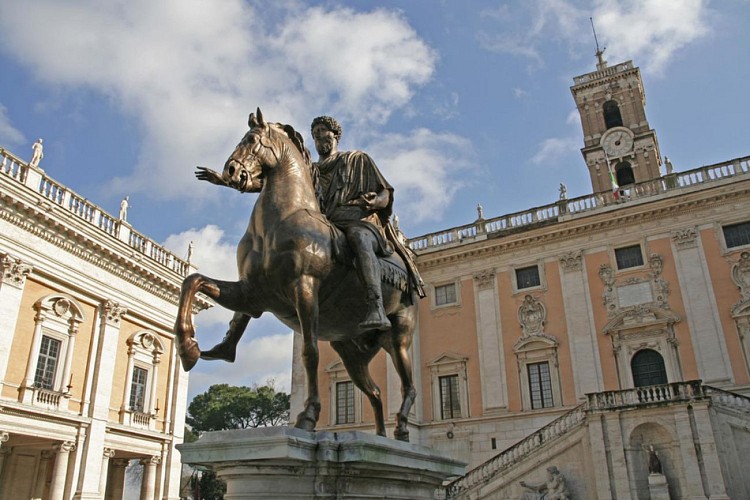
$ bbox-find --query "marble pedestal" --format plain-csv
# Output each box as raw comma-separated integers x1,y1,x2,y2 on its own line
648,473,670,500
177,427,465,499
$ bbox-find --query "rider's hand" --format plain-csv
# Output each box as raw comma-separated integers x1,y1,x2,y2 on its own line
195,166,226,186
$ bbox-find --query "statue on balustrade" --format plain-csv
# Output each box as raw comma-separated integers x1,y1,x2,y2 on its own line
29,138,44,168
519,465,570,500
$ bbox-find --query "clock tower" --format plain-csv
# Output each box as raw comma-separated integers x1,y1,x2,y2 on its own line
571,51,662,194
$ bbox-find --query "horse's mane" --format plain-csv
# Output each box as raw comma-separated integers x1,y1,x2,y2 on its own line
279,123,322,207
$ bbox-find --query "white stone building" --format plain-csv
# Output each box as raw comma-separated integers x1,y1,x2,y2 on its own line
0,147,200,499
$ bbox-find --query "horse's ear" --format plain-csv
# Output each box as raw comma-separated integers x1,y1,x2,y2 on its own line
256,107,265,126
248,112,257,128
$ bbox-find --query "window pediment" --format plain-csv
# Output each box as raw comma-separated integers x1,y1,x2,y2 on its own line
603,305,680,335
427,352,468,368
513,334,558,353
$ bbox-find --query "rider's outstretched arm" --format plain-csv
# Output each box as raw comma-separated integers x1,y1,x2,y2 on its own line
195,166,231,188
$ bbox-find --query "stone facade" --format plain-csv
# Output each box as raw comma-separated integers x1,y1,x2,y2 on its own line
0,148,201,499
298,57,750,499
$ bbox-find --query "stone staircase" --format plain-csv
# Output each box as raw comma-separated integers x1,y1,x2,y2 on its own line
439,381,750,499
440,403,587,499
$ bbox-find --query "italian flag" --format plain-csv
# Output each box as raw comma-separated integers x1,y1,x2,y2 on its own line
605,153,619,200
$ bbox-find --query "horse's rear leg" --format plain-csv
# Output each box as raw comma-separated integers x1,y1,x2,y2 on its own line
174,273,248,371
331,339,386,437
385,308,417,442
200,312,250,362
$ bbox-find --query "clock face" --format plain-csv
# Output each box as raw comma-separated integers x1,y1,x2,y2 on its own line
601,129,634,158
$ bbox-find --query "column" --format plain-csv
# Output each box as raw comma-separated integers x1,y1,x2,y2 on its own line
139,456,160,500
108,459,129,500
472,268,508,411
558,251,603,397
673,408,708,498
99,448,115,497
148,354,160,416
33,450,53,500
49,442,76,500
21,309,46,403
59,322,79,395
671,228,732,383
0,431,10,479
0,254,33,391
121,346,136,415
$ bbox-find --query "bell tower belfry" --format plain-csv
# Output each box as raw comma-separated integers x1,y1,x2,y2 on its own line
570,48,662,194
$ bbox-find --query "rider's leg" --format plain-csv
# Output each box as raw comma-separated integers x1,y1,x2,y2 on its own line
200,312,250,362
346,227,391,332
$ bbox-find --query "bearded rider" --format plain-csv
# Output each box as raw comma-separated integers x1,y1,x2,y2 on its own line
311,116,424,333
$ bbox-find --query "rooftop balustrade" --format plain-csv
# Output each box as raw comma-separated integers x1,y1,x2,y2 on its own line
410,155,750,253
1,147,191,277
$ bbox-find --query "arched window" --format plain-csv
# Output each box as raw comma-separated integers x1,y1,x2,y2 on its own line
21,294,85,410
631,349,668,387
616,161,635,186
603,100,623,129
121,331,164,429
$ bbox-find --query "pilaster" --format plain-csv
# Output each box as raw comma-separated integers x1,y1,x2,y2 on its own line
671,228,732,383
0,253,33,392
472,268,507,411
558,251,603,397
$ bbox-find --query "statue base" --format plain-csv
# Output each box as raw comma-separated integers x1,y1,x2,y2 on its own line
177,427,465,499
648,473,670,500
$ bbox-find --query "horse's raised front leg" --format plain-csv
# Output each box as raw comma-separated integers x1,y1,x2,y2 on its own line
291,274,322,432
385,307,417,442
200,312,251,363
331,337,386,437
174,273,249,371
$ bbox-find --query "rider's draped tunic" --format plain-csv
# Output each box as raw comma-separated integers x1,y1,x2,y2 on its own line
315,150,425,298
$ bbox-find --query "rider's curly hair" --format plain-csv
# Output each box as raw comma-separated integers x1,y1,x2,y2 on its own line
311,116,342,140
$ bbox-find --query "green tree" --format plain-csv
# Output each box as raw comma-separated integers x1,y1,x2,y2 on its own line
185,383,290,499
186,383,290,433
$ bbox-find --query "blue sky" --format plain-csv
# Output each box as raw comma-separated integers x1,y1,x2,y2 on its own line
1,0,748,401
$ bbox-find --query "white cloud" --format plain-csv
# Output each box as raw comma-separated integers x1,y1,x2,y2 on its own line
0,103,25,147
531,136,580,165
365,129,475,225
478,0,711,75
593,0,711,74
0,1,437,200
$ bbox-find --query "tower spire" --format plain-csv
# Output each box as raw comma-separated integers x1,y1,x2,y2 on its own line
590,17,607,70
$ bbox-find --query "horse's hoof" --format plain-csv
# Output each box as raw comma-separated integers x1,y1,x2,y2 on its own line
394,428,410,442
200,342,237,362
178,339,201,372
294,413,317,432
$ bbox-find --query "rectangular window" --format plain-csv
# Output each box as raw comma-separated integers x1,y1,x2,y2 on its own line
34,335,61,390
439,374,461,419
724,221,750,248
515,266,541,289
435,283,457,306
527,362,554,409
129,366,148,412
336,381,355,424
615,245,644,270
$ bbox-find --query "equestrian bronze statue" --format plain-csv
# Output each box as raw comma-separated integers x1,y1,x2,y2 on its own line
174,109,423,441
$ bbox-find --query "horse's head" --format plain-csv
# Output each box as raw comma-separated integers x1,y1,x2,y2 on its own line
222,107,311,193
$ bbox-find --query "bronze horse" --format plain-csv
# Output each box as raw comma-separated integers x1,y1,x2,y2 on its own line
174,109,417,441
